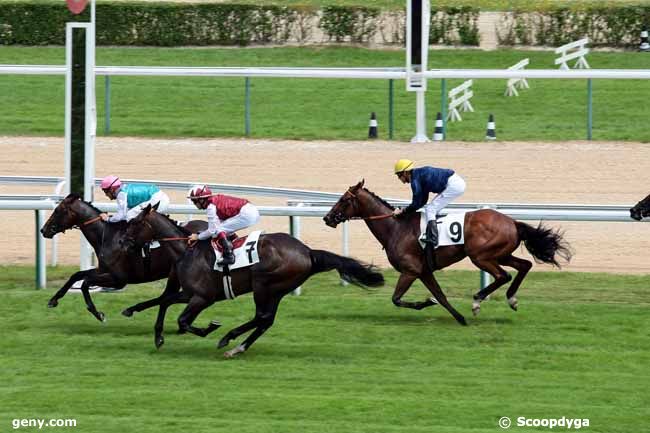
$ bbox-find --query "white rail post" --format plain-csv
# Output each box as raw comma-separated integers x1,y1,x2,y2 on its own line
50,180,66,266
289,202,303,295
341,221,350,286
35,210,46,289
480,205,492,290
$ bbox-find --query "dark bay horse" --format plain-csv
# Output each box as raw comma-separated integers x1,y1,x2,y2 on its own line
125,204,384,357
630,194,650,220
40,194,207,321
323,180,572,321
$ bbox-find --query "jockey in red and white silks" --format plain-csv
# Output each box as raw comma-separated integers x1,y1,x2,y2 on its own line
187,185,260,265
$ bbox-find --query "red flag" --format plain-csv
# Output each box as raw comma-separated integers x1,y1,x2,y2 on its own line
66,0,88,15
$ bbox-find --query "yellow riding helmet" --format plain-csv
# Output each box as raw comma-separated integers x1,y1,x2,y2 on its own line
394,159,415,174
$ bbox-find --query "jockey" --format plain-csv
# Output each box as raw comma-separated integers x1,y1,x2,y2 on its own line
187,185,260,266
99,175,170,223
392,159,466,250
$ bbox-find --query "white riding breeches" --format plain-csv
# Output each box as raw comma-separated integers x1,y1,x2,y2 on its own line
216,203,260,235
126,191,170,221
424,173,466,222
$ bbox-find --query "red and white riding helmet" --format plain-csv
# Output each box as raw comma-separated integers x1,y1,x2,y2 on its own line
188,185,212,201
100,175,121,192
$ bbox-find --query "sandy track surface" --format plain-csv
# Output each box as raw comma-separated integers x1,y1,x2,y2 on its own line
1,136,649,274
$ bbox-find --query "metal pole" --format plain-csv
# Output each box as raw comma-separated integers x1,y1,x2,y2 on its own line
104,76,110,135
411,90,430,143
480,271,491,290
440,78,447,139
35,210,46,289
289,203,303,295
388,79,394,140
341,221,349,286
587,78,593,140
244,77,251,136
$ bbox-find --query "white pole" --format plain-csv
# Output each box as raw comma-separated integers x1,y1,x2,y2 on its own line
36,210,47,289
341,221,349,286
291,203,304,295
411,90,430,143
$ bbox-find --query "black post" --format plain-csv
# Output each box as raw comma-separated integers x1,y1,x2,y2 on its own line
70,27,86,197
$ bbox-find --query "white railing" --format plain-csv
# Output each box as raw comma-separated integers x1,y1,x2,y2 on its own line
447,79,474,122
505,58,530,97
555,38,590,70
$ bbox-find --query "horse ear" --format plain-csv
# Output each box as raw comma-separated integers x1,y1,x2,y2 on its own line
357,179,365,189
152,202,160,211
144,203,153,214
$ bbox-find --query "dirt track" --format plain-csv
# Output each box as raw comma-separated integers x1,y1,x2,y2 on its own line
1,136,649,274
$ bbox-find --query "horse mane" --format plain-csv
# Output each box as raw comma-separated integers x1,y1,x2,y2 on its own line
362,188,395,210
158,212,192,235
65,193,104,215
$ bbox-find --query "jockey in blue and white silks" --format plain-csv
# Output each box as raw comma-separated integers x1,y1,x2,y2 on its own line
99,175,170,222
392,159,466,248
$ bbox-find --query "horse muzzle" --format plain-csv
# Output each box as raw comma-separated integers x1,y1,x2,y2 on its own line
630,209,643,221
323,213,344,228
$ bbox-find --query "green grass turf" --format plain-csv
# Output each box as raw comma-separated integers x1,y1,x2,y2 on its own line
1,46,649,142
0,265,648,432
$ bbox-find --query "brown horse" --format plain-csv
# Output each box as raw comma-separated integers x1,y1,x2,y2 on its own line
40,194,207,321
630,193,650,220
323,180,572,321
124,204,384,357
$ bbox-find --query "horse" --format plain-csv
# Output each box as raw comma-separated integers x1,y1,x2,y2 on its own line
124,203,384,357
40,193,207,321
323,180,572,321
630,194,650,220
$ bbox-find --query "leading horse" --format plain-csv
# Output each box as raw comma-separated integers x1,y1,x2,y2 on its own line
40,193,207,321
323,180,572,321
630,193,650,220
124,204,384,357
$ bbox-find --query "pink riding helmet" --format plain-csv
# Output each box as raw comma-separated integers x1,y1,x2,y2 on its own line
100,175,121,191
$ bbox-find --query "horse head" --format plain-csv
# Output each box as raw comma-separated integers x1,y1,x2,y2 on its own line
323,179,366,228
124,202,160,248
41,194,97,238
630,193,650,221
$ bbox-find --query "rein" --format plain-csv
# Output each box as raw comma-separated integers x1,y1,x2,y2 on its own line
81,215,103,226
141,219,189,242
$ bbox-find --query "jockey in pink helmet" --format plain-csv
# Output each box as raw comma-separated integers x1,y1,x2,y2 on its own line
99,175,170,223
187,185,260,266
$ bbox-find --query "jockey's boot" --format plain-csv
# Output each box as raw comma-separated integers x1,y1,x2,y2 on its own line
424,220,438,270
216,233,235,266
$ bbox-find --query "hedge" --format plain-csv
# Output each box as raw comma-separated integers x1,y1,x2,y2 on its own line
1,1,647,48
0,1,480,46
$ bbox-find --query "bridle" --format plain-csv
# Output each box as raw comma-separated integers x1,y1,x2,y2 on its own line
329,188,394,224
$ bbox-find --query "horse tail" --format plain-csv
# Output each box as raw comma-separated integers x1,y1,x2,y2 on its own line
515,221,572,268
309,250,384,287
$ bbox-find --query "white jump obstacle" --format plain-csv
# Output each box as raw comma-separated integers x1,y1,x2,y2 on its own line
555,38,590,70
447,80,474,122
505,58,530,96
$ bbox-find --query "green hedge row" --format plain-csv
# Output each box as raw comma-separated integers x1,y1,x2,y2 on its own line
497,5,650,47
0,1,647,48
0,1,480,46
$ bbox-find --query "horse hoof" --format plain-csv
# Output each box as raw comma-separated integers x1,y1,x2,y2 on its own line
210,320,221,328
121,308,134,318
97,312,106,322
457,316,468,326
508,297,518,311
224,345,245,358
48,300,58,308
155,336,164,349
217,338,229,349
472,302,481,316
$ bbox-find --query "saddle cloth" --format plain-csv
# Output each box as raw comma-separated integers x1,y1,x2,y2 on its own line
212,230,263,272
418,211,466,249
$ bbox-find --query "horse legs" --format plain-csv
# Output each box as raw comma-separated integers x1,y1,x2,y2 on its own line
176,295,219,338
419,273,467,326
122,272,181,317
391,274,436,310
47,269,96,308
153,290,190,349
217,317,259,350
499,255,533,311
470,259,513,316
79,272,125,322
223,295,283,358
